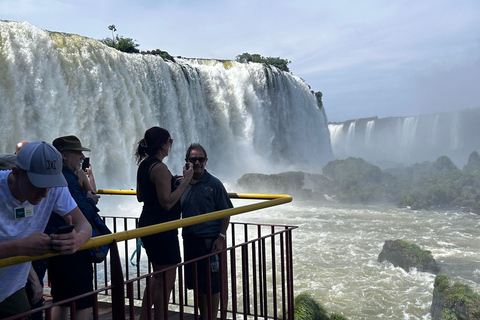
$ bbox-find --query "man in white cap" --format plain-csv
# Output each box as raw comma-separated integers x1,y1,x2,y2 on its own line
0,141,92,318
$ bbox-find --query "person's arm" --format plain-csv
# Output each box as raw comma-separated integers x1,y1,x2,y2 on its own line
85,165,97,191
50,207,92,254
152,162,193,210
211,216,230,252
0,232,54,259
28,265,44,304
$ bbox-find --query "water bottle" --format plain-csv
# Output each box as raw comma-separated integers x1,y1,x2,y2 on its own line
210,254,219,273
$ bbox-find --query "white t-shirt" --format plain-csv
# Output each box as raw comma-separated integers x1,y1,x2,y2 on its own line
0,170,77,302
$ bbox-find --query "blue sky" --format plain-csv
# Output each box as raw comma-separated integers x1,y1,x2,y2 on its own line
1,0,479,122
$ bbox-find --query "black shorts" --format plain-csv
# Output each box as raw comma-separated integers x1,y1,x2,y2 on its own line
141,229,181,265
0,287,30,319
183,235,220,294
48,250,93,309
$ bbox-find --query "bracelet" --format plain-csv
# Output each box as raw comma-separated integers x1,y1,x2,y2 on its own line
219,233,226,240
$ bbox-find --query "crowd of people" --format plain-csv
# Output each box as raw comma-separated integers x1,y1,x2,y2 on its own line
0,126,233,320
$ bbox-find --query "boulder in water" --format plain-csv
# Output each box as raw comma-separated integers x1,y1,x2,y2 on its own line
377,239,440,274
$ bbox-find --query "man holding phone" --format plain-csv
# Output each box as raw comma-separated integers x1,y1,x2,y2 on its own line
181,143,233,320
47,135,100,320
0,141,92,318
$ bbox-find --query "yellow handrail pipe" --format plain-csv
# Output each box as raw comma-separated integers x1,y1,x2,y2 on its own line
0,192,292,268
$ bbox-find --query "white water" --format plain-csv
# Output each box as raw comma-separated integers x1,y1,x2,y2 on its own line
232,201,480,320
0,21,332,188
103,196,480,319
329,109,480,168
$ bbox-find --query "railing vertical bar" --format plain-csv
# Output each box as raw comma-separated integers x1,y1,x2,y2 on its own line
163,270,169,320
136,218,142,300
241,244,249,320
280,232,287,319
257,224,264,316
251,238,258,320
145,276,152,320
230,245,238,319
92,292,99,320
178,265,185,320
127,282,136,320
243,224,250,315
193,261,199,320
261,237,267,319
110,240,126,319
286,229,295,320
271,226,277,320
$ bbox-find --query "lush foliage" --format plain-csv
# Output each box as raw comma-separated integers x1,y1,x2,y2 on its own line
320,151,480,210
236,52,291,72
434,274,480,319
140,49,175,62
292,293,348,320
99,35,140,53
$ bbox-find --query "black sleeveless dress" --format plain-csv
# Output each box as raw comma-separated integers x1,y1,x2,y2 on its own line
137,157,181,264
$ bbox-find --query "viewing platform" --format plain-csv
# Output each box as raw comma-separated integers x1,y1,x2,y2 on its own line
0,192,296,320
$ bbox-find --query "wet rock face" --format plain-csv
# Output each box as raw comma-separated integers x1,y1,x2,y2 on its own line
378,239,440,274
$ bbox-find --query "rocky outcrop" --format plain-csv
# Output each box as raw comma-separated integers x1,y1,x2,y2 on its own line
377,240,440,274
236,171,335,200
431,274,480,320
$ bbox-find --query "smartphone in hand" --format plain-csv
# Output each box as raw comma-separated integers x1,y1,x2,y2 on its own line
82,157,90,171
185,163,190,170
55,225,75,234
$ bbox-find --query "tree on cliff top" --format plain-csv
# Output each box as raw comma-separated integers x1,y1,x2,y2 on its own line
236,52,291,72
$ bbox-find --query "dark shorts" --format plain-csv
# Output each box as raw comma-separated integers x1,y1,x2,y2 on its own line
183,235,220,294
141,229,181,265
48,250,93,309
0,287,31,319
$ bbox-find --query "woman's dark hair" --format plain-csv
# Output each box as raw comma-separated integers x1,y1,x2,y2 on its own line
135,127,170,164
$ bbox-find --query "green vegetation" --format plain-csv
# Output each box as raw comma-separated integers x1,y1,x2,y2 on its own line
434,274,480,319
236,52,291,72
396,240,435,269
99,25,140,53
140,49,175,62
293,293,348,320
319,152,480,210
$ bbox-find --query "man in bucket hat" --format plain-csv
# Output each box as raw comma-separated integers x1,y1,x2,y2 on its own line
48,135,100,320
0,141,92,318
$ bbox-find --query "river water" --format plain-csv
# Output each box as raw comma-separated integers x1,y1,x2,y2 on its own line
229,200,480,320
102,195,480,319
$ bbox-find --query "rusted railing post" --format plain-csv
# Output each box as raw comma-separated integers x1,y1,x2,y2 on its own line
110,240,126,319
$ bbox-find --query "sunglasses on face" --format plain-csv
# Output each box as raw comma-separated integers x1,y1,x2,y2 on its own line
187,157,206,164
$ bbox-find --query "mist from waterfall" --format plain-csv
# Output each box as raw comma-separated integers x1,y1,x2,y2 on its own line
329,109,480,168
0,21,332,189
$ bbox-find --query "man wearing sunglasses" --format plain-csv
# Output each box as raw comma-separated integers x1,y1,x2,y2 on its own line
181,143,232,320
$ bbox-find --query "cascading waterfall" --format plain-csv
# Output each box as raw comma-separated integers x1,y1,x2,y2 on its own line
0,21,333,188
329,109,480,168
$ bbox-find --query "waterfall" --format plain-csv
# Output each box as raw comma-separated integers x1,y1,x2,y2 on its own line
329,109,480,168
0,21,333,188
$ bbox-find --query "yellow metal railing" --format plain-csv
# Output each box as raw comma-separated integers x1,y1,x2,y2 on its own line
0,191,292,268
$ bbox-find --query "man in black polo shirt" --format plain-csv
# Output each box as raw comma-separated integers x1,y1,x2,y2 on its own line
181,143,232,320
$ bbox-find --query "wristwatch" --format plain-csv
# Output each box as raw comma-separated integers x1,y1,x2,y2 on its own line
219,232,226,240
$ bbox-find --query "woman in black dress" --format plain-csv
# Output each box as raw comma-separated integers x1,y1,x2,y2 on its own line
135,126,193,320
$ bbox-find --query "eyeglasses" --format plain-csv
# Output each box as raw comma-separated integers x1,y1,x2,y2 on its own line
168,138,173,143
187,157,206,164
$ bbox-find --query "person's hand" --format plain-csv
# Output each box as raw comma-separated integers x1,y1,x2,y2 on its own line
85,165,93,176
50,216,85,254
29,276,44,304
183,162,194,181
87,191,100,204
211,237,224,253
18,232,55,256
